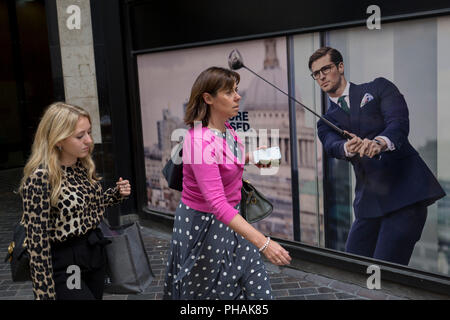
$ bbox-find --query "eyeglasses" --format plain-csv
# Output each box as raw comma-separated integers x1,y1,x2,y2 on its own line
310,63,339,80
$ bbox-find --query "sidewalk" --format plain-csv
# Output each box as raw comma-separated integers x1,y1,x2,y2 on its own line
0,169,405,300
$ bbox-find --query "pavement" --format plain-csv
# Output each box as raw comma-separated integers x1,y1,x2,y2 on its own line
0,167,406,300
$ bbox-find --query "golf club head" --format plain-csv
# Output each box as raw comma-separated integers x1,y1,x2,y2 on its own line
228,49,244,70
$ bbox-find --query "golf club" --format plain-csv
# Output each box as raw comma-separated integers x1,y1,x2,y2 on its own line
228,49,352,140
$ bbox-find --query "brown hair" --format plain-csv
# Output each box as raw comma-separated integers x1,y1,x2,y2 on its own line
184,66,240,127
308,46,343,70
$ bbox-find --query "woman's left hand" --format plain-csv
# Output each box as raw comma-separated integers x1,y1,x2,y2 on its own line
255,161,271,169
246,146,272,168
117,177,131,196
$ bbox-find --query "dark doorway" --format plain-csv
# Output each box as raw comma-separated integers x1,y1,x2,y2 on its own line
0,0,54,169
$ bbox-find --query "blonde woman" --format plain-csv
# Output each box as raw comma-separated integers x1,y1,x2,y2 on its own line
19,102,131,300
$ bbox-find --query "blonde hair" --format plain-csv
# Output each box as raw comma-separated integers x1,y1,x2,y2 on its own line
19,102,100,206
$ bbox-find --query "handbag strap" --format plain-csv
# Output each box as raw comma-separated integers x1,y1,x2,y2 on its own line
224,121,240,145
224,121,235,137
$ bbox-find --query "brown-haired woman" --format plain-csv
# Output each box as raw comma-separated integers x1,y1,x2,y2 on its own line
163,67,291,300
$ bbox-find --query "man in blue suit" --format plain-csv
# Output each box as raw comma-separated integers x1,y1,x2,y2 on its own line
309,47,445,265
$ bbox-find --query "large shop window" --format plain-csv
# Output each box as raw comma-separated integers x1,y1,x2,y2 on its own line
136,15,450,277
137,37,296,241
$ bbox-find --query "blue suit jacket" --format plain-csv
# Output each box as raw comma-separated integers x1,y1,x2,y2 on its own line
317,77,445,218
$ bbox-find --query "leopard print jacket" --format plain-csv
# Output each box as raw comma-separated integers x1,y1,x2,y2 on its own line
21,161,126,300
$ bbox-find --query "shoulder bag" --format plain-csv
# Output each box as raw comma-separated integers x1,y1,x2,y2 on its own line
4,222,31,282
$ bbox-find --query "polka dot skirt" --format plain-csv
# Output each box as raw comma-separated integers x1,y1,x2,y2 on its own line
163,201,273,300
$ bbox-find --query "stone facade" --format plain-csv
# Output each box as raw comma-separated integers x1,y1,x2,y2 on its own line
56,0,101,143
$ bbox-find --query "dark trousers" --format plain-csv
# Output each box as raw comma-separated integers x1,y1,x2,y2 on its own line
51,228,109,300
345,204,428,265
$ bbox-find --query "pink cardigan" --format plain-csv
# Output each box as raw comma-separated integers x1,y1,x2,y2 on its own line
181,122,245,225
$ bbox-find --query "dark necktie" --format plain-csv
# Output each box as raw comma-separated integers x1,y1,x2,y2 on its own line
338,96,350,114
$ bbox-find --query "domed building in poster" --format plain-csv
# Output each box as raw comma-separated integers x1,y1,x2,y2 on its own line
236,38,323,245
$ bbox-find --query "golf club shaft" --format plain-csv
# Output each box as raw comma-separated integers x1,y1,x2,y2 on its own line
243,66,351,139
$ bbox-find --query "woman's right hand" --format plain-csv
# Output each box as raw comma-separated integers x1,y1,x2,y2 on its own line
228,214,291,266
262,239,291,266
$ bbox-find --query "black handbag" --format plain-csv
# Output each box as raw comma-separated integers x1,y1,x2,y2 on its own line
4,222,31,282
162,139,183,192
240,179,273,224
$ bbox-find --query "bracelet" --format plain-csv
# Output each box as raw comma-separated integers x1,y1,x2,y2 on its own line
259,237,270,252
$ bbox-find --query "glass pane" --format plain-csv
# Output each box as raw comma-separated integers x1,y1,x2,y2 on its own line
16,0,54,154
237,37,294,241
327,17,450,275
0,0,52,170
0,1,21,169
137,37,295,242
436,16,450,276
292,33,327,246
